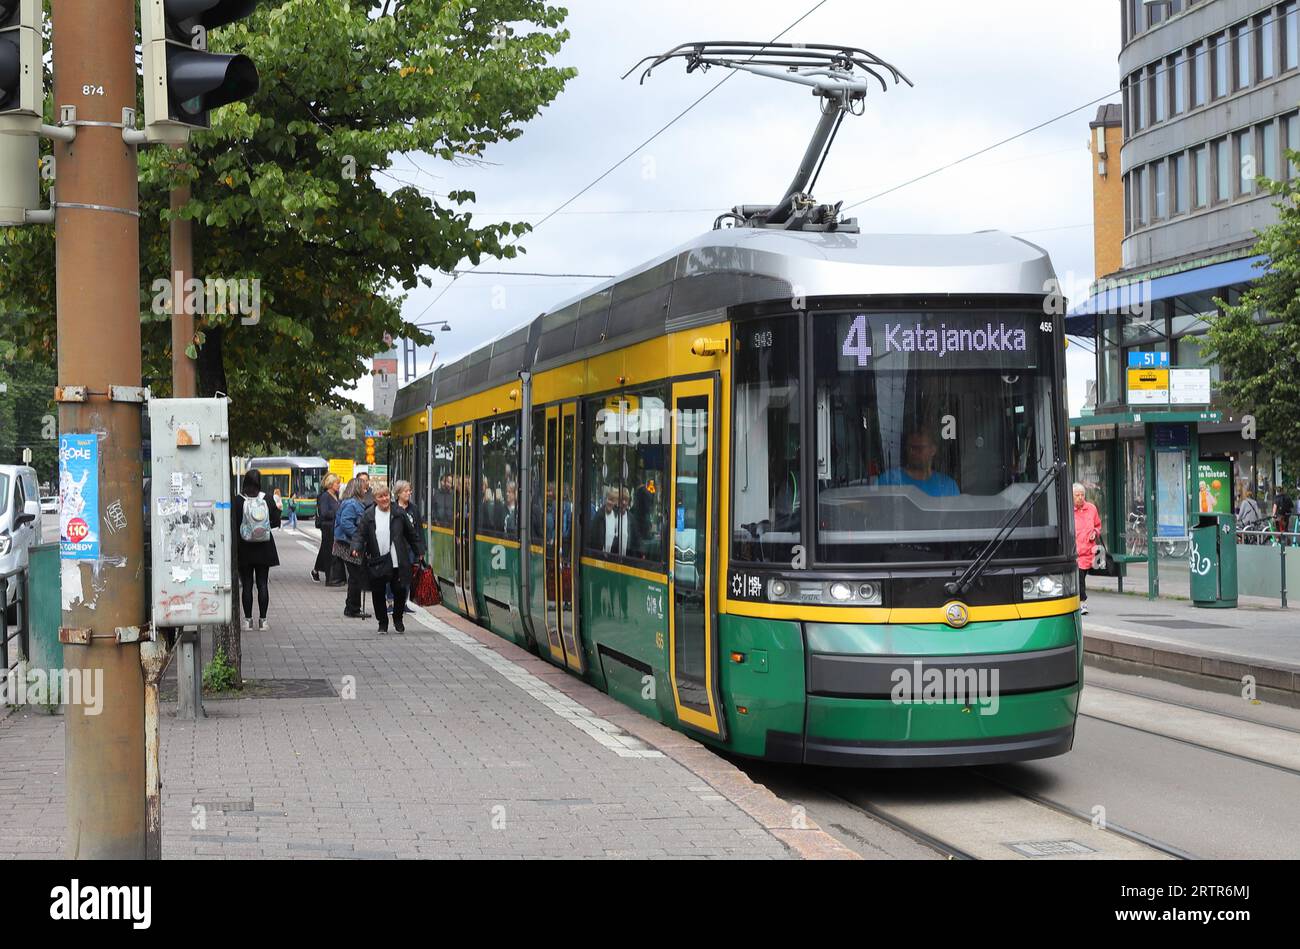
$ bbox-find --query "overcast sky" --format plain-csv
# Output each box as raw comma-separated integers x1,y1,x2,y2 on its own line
348,0,1122,415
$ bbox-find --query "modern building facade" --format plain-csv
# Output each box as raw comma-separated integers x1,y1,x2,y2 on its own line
1068,0,1298,592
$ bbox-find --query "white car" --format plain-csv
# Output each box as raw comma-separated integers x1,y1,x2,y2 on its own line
40,495,58,515
0,465,42,622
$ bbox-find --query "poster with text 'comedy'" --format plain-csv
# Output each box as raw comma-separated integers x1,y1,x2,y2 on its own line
59,433,100,561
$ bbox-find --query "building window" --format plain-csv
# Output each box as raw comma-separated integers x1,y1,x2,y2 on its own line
1172,152,1188,215
1190,42,1207,107
1213,33,1230,98
1153,63,1168,123
1261,12,1278,80
1214,137,1231,202
1133,73,1146,132
1261,121,1279,181
1234,23,1252,91
1285,3,1299,71
1135,165,1148,225
1237,129,1255,195
1172,52,1187,114
1192,144,1208,207
1286,113,1299,176
1154,161,1169,220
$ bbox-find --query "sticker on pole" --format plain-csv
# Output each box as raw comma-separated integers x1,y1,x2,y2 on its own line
59,434,100,561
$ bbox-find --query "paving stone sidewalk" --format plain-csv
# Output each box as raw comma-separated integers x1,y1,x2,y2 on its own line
0,527,852,859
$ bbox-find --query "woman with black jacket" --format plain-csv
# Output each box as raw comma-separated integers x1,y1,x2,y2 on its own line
313,473,343,585
354,483,422,633
233,469,283,631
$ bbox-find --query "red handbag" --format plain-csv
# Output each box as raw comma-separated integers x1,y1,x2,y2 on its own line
412,563,440,607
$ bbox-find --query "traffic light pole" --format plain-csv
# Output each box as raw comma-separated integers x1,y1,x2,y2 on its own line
53,0,147,859
169,165,206,728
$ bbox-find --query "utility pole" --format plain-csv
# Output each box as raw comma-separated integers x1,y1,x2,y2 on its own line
53,0,147,859
171,165,195,398
168,159,208,726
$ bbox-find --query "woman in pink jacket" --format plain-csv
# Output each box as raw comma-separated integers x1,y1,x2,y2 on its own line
1073,483,1102,616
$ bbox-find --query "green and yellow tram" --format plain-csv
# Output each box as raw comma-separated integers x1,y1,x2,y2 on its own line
390,227,1082,766
245,456,329,519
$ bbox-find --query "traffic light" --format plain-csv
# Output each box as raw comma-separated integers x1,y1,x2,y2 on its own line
365,438,376,465
0,0,43,119
140,0,261,142
0,129,39,225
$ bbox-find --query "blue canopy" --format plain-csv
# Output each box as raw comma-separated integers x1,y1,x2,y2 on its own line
1065,254,1270,336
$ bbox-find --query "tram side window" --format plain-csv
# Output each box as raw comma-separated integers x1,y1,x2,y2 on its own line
732,315,801,564
478,414,520,537
529,408,546,539
431,428,454,527
583,389,667,567
414,431,429,528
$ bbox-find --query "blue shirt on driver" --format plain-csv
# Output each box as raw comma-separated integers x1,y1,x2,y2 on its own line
876,468,960,497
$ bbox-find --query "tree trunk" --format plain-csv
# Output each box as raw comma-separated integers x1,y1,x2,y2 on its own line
197,323,242,686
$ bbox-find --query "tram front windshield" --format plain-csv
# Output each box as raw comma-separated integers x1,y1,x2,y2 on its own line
814,310,1061,563
730,309,1065,566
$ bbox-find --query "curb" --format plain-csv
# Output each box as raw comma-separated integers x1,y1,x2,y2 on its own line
425,605,859,861
1083,624,1300,709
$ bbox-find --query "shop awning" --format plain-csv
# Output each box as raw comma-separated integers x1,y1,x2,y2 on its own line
1064,254,1270,336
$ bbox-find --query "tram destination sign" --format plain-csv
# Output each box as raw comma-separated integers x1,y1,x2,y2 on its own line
838,311,1043,372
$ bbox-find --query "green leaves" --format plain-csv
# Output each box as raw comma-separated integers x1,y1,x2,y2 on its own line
1204,155,1300,479
0,0,576,453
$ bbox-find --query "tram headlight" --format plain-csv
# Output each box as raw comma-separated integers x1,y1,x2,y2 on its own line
857,582,882,605
769,578,789,599
828,581,854,602
1022,573,1067,600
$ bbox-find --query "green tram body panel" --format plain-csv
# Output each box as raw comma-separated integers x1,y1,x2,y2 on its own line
429,536,1081,765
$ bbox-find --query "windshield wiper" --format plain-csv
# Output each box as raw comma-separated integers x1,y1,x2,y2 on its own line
944,459,1066,598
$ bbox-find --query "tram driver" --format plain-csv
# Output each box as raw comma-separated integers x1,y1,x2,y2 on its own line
875,428,959,498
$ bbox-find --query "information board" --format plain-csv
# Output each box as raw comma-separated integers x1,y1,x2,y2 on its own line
149,398,233,627
1127,368,1169,405
1155,449,1188,539
1170,368,1211,405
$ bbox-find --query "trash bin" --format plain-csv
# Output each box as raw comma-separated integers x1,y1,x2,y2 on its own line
1189,513,1238,609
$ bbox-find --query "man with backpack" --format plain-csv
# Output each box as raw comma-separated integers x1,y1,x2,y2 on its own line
234,469,282,631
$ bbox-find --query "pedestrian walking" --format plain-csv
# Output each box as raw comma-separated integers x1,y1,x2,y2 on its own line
313,472,344,584
356,484,422,633
1273,486,1294,535
1073,482,1102,616
392,479,426,616
357,471,376,509
286,494,298,529
333,477,369,619
233,469,282,631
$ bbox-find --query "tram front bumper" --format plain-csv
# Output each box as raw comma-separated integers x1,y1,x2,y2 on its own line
793,614,1082,768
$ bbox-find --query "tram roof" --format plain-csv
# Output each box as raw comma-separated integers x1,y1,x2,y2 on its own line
392,228,1056,421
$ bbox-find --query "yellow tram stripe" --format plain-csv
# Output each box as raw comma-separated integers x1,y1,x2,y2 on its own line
722,596,1079,624
475,534,521,549
579,556,667,585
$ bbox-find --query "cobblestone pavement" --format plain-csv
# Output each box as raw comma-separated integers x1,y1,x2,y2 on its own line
0,526,853,859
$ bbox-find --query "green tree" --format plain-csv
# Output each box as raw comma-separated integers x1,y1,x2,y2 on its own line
1205,153,1300,479
0,0,575,453
0,356,57,486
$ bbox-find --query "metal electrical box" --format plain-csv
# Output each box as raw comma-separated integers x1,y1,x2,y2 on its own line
148,398,233,627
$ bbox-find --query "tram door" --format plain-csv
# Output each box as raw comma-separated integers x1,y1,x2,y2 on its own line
451,423,477,620
667,379,725,738
542,403,584,672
